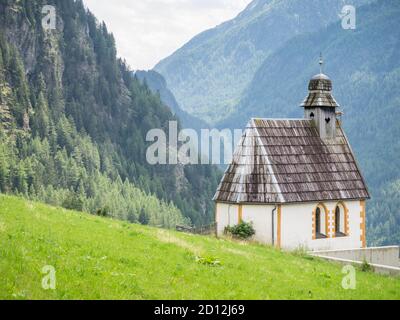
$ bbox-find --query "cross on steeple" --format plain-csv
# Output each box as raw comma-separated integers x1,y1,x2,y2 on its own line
319,53,324,74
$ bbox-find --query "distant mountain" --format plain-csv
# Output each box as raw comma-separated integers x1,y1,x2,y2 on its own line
155,0,372,125
219,0,400,245
134,70,209,131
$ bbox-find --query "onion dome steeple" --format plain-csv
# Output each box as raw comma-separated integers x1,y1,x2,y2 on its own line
301,55,340,139
301,54,339,108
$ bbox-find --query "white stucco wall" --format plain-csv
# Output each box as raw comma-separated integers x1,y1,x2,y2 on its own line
216,203,275,244
216,200,365,251
216,203,239,236
242,204,275,244
281,200,364,251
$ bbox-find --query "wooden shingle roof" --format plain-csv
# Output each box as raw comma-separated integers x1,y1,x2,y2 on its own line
213,118,370,204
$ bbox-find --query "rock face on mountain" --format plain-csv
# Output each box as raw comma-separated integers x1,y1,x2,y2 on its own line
155,0,372,125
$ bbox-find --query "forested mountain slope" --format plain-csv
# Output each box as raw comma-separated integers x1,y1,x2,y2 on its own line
219,0,400,245
0,0,220,226
155,0,372,124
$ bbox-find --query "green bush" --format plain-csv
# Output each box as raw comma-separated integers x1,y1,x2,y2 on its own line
361,260,374,273
224,221,255,240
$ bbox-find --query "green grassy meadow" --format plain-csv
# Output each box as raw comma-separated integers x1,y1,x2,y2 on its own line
0,195,399,300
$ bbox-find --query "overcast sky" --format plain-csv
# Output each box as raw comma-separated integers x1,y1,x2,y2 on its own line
83,0,252,70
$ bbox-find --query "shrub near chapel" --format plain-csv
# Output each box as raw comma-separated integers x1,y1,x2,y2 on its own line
225,222,256,240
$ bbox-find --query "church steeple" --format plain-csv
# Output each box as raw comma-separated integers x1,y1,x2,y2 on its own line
301,55,340,139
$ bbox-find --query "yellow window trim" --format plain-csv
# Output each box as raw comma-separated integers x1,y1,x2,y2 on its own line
360,200,366,248
333,201,350,237
238,204,243,224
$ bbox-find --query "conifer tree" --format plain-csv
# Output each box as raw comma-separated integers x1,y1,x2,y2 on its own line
139,208,149,225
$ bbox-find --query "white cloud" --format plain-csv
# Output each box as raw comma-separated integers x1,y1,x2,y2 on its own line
83,0,252,70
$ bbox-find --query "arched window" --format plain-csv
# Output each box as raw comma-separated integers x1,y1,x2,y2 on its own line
314,205,327,239
335,203,348,237
316,207,321,234
335,206,341,233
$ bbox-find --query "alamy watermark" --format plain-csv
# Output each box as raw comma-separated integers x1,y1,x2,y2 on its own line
41,265,56,290
42,5,56,31
146,121,242,165
341,265,356,290
340,5,356,30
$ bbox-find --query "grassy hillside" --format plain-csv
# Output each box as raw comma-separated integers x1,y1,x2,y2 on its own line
0,195,399,300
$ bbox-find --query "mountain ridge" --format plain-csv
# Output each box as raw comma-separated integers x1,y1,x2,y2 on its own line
155,0,373,125
134,70,209,131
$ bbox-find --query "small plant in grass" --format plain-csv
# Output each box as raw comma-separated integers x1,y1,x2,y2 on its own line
292,246,313,260
195,256,221,267
224,221,255,240
361,260,374,273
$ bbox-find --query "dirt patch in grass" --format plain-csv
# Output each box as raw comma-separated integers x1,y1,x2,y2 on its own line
224,247,252,258
156,230,203,255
